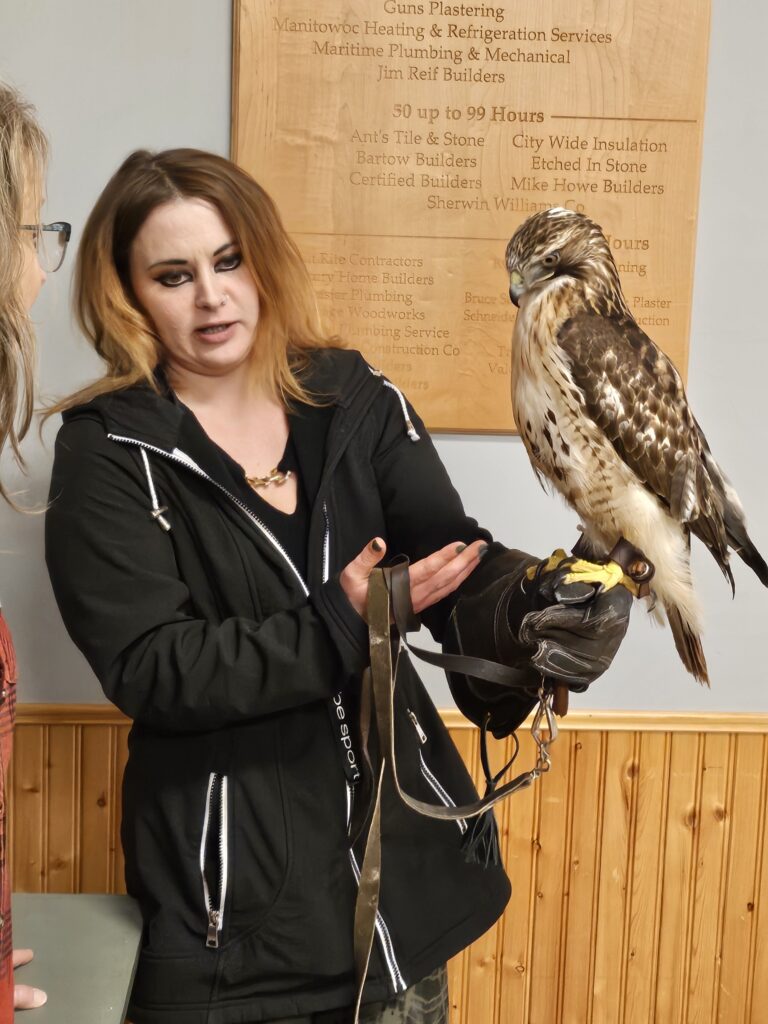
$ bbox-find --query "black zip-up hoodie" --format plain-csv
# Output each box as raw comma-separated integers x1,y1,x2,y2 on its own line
45,349,512,1024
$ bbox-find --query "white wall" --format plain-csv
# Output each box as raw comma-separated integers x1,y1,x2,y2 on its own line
0,1,232,701
0,2,765,710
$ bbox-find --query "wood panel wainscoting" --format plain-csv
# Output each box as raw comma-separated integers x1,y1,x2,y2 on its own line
9,704,768,1023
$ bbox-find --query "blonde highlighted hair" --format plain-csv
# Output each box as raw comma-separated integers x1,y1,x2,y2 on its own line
0,82,47,503
53,148,338,414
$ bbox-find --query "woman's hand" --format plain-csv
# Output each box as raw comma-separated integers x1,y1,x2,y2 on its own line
13,948,47,1010
339,538,488,620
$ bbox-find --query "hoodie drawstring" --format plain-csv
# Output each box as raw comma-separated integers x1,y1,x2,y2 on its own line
368,367,421,443
139,448,172,532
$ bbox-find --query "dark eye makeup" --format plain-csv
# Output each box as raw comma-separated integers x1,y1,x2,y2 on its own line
215,253,241,272
154,251,242,288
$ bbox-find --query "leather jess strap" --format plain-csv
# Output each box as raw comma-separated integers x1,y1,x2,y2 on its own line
385,557,537,692
367,563,547,822
351,564,554,1021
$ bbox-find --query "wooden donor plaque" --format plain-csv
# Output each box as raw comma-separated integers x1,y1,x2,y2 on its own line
233,1,710,432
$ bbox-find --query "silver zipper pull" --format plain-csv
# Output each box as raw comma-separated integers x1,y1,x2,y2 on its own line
206,910,221,948
407,709,427,744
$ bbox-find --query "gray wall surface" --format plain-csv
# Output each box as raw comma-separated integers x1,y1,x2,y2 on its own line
0,2,765,711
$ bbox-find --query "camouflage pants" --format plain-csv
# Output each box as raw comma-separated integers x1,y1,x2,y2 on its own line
259,965,449,1024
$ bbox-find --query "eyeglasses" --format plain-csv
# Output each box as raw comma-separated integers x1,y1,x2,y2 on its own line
20,221,72,273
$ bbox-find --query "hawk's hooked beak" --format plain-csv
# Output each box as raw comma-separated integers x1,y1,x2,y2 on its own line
509,269,524,307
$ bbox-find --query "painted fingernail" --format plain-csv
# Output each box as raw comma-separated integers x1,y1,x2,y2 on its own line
371,539,383,553
455,544,467,554
478,544,490,559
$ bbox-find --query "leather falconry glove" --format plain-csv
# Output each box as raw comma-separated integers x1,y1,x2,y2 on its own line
446,547,637,738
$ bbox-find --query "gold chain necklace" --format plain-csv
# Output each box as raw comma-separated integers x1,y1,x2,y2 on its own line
245,468,292,489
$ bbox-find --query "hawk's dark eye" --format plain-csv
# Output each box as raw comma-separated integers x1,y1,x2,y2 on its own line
542,251,560,267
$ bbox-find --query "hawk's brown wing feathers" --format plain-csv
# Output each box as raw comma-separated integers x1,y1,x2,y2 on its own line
557,313,763,590
695,421,768,588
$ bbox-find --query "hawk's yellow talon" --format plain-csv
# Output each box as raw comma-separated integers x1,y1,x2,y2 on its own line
563,558,624,590
527,554,642,597
526,549,568,580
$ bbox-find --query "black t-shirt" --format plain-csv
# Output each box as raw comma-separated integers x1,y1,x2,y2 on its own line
176,397,333,585
218,429,310,581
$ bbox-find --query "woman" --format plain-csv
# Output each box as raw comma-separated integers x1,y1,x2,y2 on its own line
0,80,69,1018
44,149,630,1024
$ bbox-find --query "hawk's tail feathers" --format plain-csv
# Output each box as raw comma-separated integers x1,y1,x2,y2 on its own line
666,603,710,686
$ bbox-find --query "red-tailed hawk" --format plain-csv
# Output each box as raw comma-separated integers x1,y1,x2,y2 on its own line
505,206,767,683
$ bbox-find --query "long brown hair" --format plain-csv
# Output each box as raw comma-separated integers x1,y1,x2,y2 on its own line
0,83,47,504
51,148,338,414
